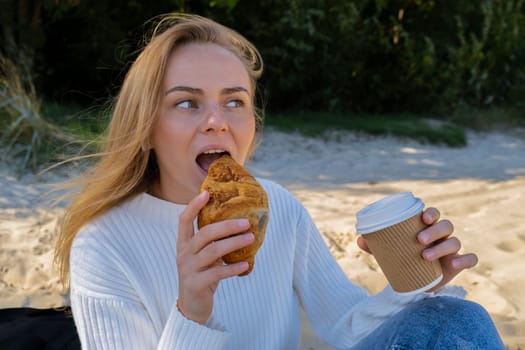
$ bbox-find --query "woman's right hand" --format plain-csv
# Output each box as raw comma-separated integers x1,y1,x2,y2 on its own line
176,190,254,324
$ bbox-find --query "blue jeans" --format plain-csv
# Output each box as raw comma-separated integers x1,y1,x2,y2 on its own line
352,296,505,350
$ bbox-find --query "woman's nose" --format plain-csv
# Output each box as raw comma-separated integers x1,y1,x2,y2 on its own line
202,103,228,132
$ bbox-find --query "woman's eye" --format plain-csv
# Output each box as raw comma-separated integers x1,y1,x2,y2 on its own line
176,100,197,109
225,99,244,108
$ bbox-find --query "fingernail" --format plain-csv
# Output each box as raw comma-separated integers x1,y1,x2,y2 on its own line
419,231,429,244
240,261,249,270
423,249,434,260
242,233,254,242
238,219,250,228
423,211,433,222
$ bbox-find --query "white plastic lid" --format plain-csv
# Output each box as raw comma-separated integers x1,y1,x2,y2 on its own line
355,192,424,234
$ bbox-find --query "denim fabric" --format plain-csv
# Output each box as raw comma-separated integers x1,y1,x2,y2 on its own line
352,296,505,350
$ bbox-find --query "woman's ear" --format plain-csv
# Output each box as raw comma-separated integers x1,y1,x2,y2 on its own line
142,138,152,152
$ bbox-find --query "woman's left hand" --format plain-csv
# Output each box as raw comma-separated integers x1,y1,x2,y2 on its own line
357,207,478,292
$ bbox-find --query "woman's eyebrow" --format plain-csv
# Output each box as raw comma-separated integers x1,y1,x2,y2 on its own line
165,85,250,96
165,86,203,96
222,86,249,95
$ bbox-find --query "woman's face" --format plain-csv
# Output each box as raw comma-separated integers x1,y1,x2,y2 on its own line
151,42,256,203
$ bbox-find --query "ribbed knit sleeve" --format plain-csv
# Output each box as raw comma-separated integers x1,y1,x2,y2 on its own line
70,199,230,349
286,185,466,348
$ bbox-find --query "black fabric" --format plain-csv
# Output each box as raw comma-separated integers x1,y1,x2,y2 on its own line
0,308,80,350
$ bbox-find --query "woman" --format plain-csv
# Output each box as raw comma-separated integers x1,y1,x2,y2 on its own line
55,13,504,349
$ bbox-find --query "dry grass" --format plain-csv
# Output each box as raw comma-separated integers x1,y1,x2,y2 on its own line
0,57,74,170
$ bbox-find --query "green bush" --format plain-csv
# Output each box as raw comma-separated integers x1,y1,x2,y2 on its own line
3,0,524,119
225,0,525,117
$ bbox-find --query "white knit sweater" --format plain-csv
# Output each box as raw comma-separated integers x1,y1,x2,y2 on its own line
70,179,464,349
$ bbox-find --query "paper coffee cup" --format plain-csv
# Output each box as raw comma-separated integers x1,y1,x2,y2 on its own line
355,192,443,294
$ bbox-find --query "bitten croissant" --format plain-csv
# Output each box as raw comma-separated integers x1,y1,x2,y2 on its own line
198,155,269,276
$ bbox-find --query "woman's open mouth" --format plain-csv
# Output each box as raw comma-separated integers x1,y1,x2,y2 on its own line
196,149,230,173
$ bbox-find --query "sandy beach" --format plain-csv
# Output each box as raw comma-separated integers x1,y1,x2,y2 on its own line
1,127,524,349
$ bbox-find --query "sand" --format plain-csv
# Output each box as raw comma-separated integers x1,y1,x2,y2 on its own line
1,127,524,349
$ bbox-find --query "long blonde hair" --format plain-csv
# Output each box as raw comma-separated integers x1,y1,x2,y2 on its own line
54,13,264,285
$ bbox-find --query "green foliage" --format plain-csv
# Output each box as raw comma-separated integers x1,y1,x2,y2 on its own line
225,0,525,117
209,0,239,9
5,0,525,170
441,0,525,110
449,105,525,132
266,112,467,147
41,102,109,141
2,0,524,119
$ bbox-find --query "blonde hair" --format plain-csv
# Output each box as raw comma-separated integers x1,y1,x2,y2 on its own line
54,13,264,285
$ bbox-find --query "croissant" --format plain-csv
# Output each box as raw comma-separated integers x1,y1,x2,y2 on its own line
198,155,269,276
